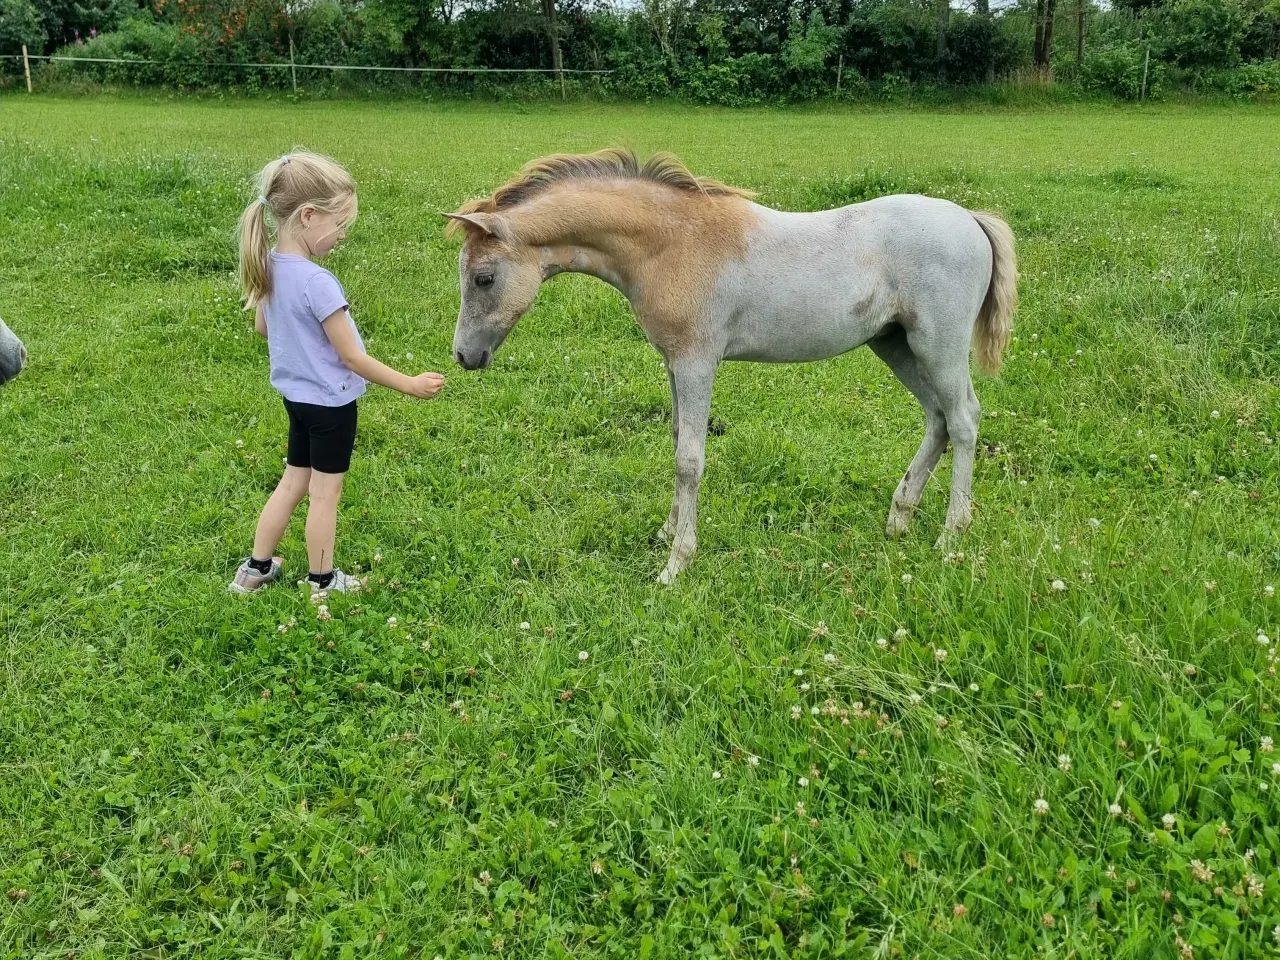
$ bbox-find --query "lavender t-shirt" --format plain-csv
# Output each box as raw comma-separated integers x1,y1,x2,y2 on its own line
264,251,367,406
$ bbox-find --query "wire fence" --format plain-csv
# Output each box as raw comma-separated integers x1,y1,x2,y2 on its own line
1,49,613,96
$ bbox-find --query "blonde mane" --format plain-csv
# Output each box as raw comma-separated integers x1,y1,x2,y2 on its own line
445,148,755,238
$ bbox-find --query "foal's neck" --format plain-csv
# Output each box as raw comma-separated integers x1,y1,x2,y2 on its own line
514,184,689,293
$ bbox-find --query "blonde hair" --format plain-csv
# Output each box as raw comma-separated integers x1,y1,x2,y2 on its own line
237,150,358,308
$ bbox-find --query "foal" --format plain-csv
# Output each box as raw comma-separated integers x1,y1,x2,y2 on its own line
446,149,1016,583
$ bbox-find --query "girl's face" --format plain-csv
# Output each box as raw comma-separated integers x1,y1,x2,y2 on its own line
296,195,356,257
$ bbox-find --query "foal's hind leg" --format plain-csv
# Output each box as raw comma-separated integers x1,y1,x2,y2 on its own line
911,345,982,550
869,328,949,538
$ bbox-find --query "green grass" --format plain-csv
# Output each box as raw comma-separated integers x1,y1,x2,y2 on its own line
1,94,1279,959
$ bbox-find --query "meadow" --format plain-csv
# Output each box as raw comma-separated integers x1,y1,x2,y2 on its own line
0,95,1278,959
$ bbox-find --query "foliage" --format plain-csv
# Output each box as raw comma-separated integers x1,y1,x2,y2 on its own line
1154,0,1250,69
0,0,43,56
1080,40,1166,97
2,96,1280,958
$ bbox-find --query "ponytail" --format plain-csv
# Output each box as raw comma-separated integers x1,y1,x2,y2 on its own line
237,196,272,309
236,151,358,310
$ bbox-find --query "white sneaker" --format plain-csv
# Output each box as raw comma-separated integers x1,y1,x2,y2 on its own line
300,569,366,596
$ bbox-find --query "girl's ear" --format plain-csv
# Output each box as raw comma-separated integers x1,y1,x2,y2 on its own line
298,204,315,227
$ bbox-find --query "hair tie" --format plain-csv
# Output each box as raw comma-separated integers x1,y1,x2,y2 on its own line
257,195,269,207
279,154,291,165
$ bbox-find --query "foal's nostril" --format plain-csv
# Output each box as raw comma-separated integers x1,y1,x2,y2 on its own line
454,350,465,367
480,350,492,369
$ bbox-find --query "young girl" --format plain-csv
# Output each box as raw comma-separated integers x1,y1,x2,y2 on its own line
230,151,444,595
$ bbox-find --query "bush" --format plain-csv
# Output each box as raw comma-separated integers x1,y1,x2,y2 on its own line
1080,42,1165,98
1154,0,1249,70
0,0,43,58
1202,57,1280,92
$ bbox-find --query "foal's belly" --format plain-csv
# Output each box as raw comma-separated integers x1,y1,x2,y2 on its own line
721,307,882,363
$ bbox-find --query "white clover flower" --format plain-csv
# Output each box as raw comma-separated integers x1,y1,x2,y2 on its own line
1034,799,1049,817
1050,579,1067,592
1088,518,1101,529
823,652,837,666
748,755,760,766
909,693,923,706
1211,410,1220,419
1257,632,1271,646
901,573,913,585
1109,803,1123,818
800,683,811,692
1272,762,1280,776
798,777,809,788
791,705,802,720
578,650,590,662
1149,453,1158,462
1261,736,1274,753
1163,813,1177,830
374,551,383,563
894,627,908,642
793,668,805,677
519,621,530,630
935,648,948,663
1058,754,1071,772
386,616,398,629
810,706,820,716
969,683,980,693
1265,585,1275,598
712,770,722,780
876,638,889,650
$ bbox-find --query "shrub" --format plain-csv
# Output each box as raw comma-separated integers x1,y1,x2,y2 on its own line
0,0,43,58
1080,41,1165,98
1154,0,1249,70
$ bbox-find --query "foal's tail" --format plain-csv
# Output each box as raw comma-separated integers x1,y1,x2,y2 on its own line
970,211,1018,375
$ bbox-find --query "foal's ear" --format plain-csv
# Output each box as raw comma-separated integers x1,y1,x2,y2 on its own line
442,211,513,243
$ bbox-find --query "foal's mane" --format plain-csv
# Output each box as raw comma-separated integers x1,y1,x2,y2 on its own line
445,147,754,238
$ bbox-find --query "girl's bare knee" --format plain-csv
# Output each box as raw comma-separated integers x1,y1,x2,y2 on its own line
308,471,345,503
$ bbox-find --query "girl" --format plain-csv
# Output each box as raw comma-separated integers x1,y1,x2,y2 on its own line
230,151,444,595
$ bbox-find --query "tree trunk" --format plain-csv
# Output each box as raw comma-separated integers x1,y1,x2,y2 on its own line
1042,0,1058,74
541,0,563,77
1076,0,1085,68
1033,0,1046,67
935,0,949,81
976,0,994,83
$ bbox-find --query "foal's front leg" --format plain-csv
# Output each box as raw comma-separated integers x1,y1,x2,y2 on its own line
658,362,680,544
658,358,716,585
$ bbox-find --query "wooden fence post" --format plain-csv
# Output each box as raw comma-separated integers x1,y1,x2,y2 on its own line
836,54,843,94
22,44,32,93
289,37,297,93
1140,45,1150,101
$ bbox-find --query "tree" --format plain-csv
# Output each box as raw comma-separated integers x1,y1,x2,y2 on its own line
541,0,561,77
1033,0,1058,71
0,0,43,55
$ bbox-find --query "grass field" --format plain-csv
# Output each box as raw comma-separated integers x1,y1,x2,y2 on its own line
1,95,1279,959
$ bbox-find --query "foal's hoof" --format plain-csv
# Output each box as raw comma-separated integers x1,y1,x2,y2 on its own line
657,567,679,586
933,529,960,552
656,525,671,545
885,507,912,539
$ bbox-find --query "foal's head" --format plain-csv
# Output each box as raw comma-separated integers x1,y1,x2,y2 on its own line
445,148,752,370
443,210,541,371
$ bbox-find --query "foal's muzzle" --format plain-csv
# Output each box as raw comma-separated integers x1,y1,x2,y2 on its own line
455,348,492,371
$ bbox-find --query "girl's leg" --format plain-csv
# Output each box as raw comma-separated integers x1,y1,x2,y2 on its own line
251,465,312,560
305,470,345,574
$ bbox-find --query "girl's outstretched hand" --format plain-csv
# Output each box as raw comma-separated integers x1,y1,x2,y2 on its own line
406,372,445,399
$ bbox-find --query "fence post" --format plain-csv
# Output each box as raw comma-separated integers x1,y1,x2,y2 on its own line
1140,45,1149,101
836,54,843,94
289,37,297,93
22,44,32,93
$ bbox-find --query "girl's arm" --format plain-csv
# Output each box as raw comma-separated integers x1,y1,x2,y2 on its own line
254,304,268,338
322,309,444,399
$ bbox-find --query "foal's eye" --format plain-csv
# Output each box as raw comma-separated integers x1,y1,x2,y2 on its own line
474,273,495,288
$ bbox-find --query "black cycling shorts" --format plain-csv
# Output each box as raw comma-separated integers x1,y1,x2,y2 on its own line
283,397,358,474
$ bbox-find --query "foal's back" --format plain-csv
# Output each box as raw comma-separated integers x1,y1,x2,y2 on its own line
715,194,992,364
